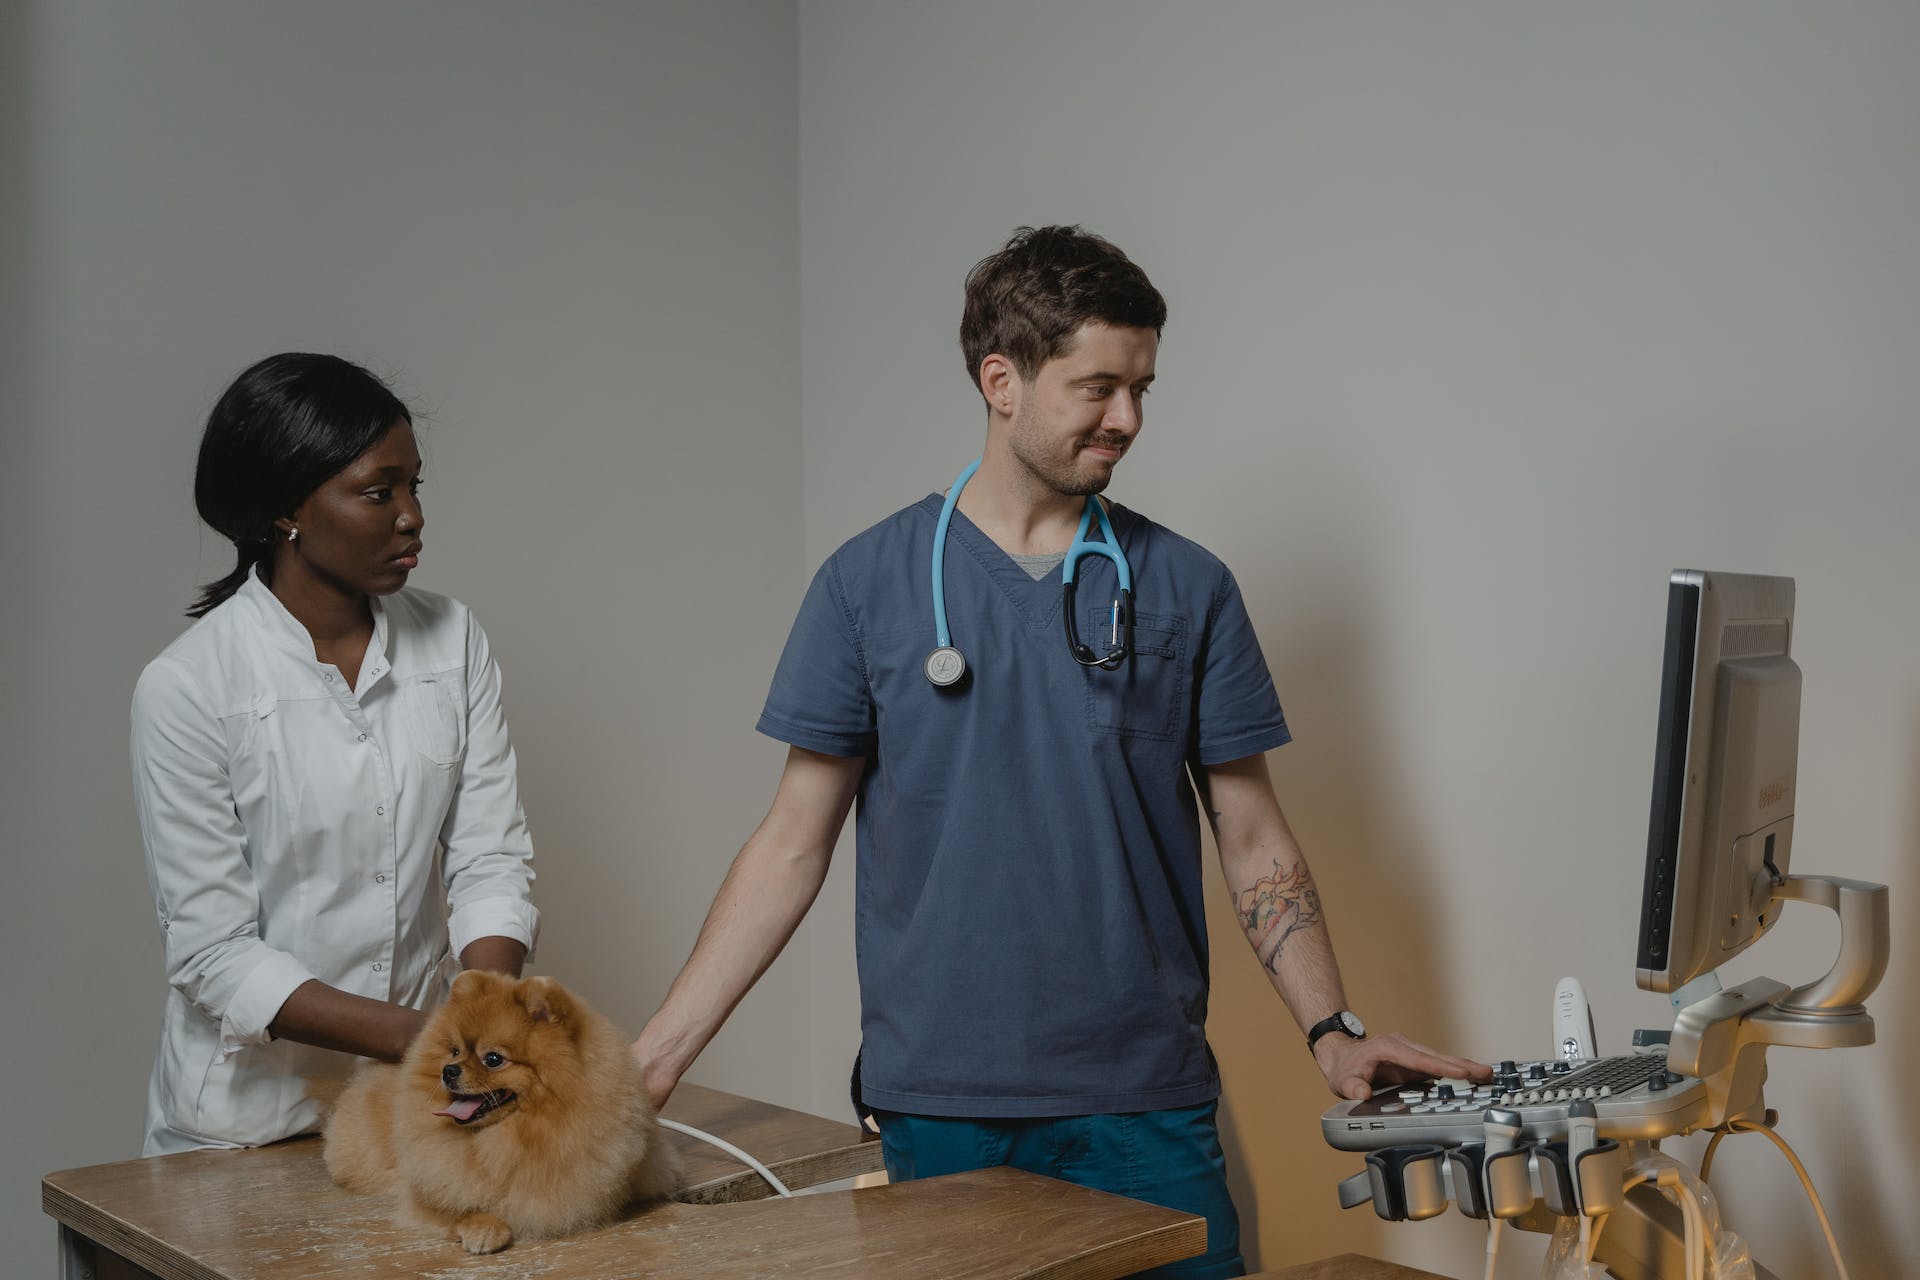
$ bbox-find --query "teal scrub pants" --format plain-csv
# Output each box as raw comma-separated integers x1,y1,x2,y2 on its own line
873,1101,1245,1279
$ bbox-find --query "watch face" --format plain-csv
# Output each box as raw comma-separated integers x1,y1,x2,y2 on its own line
1340,1011,1366,1038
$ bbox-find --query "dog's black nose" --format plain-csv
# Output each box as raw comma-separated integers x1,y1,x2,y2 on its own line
442,1063,462,1088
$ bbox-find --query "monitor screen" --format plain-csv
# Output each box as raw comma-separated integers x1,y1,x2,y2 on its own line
1636,570,1801,995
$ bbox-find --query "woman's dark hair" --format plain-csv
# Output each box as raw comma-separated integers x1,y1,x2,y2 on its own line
188,353,412,618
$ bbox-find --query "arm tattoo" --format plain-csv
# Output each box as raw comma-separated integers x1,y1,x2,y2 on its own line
1233,859,1323,974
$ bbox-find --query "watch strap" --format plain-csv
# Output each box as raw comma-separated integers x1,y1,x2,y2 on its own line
1307,1010,1363,1051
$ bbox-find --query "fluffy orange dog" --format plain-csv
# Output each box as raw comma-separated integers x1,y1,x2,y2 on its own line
324,970,681,1254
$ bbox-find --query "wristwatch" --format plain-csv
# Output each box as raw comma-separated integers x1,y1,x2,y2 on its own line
1306,1010,1366,1052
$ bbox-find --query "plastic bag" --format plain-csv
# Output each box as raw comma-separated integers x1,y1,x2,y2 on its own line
1541,1145,1754,1279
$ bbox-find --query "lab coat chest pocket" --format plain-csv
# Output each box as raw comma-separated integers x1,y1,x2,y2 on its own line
1084,611,1186,744
401,673,466,766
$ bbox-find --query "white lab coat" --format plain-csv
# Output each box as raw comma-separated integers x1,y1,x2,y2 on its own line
130,570,538,1153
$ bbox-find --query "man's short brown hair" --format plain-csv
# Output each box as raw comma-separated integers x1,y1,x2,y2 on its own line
960,225,1167,393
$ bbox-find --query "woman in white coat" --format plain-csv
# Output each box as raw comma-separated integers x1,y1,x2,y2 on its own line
131,353,539,1153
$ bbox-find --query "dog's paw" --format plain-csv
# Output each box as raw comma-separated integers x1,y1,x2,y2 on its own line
456,1212,513,1254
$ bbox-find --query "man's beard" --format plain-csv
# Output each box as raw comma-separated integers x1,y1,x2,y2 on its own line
1009,407,1125,497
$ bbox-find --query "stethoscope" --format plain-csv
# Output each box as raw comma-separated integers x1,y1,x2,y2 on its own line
924,458,1135,688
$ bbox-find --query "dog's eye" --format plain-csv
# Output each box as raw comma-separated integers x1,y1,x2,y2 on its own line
482,1051,506,1070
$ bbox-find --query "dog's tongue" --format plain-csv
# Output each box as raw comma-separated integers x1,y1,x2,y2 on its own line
435,1096,485,1122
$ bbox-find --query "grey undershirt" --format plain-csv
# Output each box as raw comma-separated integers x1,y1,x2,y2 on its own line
1010,551,1067,582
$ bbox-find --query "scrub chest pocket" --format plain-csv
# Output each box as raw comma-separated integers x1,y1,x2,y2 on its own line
1084,610,1186,743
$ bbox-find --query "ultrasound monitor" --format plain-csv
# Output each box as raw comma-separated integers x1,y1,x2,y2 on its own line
1636,570,1801,995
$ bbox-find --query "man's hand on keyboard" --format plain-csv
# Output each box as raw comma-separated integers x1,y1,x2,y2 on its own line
1313,1030,1492,1101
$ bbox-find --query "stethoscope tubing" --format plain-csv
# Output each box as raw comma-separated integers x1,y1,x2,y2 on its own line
1063,497,1131,591
930,458,1133,681
930,458,981,650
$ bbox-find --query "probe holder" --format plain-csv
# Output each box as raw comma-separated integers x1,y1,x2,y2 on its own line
1574,1139,1625,1216
1483,1144,1537,1220
1534,1141,1577,1217
1362,1144,1450,1222
1445,1143,1489,1219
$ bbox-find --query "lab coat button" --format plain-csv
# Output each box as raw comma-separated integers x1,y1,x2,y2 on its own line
376,805,385,815
375,873,386,884
372,963,383,972
358,733,367,742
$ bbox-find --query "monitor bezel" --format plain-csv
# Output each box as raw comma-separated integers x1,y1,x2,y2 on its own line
1635,569,1799,995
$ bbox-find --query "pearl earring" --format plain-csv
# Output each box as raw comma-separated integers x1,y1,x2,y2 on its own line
288,527,299,544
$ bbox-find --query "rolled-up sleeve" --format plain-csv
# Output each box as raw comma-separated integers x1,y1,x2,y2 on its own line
439,614,539,959
130,659,318,1055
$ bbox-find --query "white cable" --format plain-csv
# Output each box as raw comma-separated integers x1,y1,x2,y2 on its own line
1723,1119,1851,1280
1679,1178,1706,1280
1686,1177,1707,1280
657,1117,794,1197
1698,1128,1729,1183
1655,1166,1702,1280
1482,1218,1501,1280
1685,1183,1706,1280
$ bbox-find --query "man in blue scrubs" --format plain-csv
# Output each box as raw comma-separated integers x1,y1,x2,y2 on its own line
634,226,1487,1277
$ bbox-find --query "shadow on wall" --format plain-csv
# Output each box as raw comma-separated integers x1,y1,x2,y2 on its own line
1204,554,1468,1270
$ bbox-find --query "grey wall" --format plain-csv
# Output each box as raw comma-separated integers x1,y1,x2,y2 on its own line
5,1,803,1271
10,2,1917,1277
796,2,1919,1275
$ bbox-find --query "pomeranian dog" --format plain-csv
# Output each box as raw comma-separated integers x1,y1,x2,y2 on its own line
324,970,681,1254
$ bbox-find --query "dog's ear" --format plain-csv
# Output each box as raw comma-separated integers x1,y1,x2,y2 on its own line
517,976,575,1026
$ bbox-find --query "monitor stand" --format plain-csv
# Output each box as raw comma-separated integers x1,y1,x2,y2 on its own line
1516,872,1888,1279
1665,874,1888,1092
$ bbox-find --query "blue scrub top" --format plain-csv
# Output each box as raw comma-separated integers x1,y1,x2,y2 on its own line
758,493,1291,1117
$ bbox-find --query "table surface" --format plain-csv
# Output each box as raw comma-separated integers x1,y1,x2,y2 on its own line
1248,1255,1458,1280
44,1083,1205,1280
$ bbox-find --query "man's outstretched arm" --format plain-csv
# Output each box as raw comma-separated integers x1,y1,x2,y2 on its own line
1200,752,1489,1100
631,745,864,1110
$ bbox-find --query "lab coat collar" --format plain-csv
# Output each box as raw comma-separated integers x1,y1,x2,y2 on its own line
237,566,393,689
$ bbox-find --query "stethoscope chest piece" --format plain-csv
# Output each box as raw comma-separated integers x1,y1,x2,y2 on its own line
924,645,968,689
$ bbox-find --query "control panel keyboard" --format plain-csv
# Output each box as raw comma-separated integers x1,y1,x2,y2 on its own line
1322,1053,1708,1150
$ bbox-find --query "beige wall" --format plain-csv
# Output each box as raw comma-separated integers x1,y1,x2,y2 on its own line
796,3,1919,1275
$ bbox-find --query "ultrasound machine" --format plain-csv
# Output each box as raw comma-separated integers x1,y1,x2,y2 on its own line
1320,571,1889,1279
